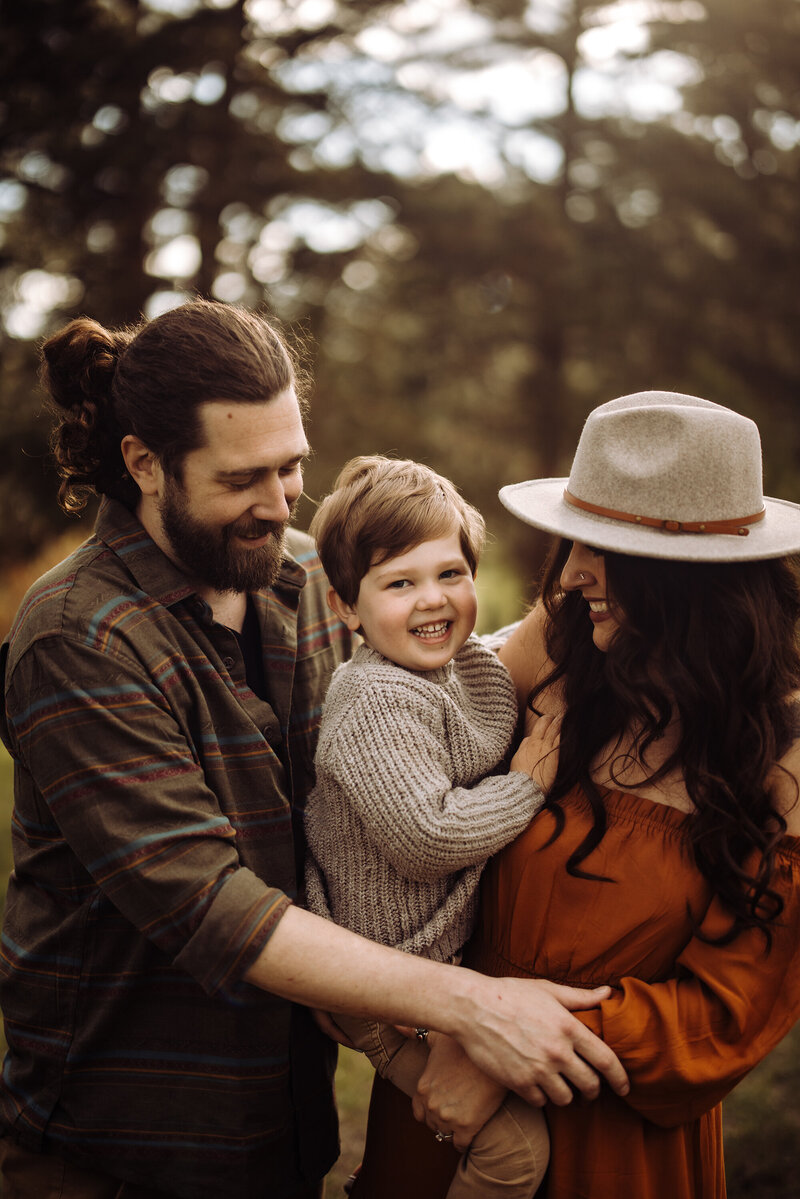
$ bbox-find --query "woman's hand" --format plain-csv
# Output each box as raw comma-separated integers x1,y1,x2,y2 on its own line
510,711,561,792
412,1032,507,1152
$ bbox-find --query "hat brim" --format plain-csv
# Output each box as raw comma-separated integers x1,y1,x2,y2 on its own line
499,479,800,562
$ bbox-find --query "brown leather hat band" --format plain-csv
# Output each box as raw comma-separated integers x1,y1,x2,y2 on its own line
563,489,766,537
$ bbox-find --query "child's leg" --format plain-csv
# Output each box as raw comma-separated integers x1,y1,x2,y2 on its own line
335,1015,548,1198
332,1013,430,1089
372,1042,548,1199
445,1095,549,1199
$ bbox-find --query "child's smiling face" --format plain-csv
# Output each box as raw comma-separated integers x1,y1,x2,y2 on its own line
332,529,478,672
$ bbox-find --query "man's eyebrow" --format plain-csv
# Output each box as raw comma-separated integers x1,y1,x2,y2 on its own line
214,451,310,479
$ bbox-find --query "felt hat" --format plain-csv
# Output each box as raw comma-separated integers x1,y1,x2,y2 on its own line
500,391,800,561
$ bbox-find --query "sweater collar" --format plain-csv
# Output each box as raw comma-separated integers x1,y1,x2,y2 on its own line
354,641,456,684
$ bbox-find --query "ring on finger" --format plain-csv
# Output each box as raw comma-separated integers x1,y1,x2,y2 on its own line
434,1129,454,1143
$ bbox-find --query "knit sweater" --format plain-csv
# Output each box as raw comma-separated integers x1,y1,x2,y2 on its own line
304,636,544,963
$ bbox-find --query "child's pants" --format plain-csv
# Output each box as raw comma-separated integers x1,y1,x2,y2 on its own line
334,1014,549,1199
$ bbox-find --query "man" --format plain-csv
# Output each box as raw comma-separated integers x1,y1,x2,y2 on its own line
0,300,626,1199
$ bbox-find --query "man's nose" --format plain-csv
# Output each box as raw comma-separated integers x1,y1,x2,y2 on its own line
249,476,292,522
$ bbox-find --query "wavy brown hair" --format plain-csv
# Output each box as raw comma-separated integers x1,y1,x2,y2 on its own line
310,455,486,605
40,299,306,514
531,539,800,943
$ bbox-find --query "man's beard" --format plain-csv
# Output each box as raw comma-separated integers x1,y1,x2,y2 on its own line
159,475,295,594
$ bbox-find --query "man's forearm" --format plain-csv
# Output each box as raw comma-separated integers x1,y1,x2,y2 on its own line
244,904,629,1105
245,904,475,1030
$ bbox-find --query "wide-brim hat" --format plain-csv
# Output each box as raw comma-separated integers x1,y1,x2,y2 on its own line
500,391,800,561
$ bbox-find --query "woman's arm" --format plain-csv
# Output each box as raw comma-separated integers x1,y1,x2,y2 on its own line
574,838,800,1127
497,602,556,712
410,744,800,1136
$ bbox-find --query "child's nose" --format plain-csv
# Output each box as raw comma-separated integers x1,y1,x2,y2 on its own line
417,581,446,608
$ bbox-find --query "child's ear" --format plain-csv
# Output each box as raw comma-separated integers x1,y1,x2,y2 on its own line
327,587,361,632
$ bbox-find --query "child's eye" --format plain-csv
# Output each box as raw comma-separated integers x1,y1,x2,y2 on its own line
387,579,410,590
440,569,461,580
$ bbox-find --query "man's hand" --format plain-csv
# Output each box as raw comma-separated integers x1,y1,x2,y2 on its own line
452,975,629,1106
412,1033,506,1151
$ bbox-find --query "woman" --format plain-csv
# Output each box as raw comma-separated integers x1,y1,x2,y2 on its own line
350,390,800,1199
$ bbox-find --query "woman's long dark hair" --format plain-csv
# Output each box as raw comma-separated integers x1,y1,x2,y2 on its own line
531,539,800,943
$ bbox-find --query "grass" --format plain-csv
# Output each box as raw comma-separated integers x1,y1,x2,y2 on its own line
723,1023,800,1198
328,1049,373,1195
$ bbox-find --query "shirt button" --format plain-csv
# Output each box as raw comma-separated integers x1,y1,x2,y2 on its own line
222,656,235,670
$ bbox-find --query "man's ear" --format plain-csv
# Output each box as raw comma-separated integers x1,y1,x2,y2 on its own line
327,586,361,632
121,435,162,497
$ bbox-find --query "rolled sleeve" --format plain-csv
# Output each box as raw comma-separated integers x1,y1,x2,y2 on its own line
175,866,292,996
5,635,292,989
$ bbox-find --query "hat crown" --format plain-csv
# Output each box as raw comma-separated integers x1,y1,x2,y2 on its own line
499,389,800,562
568,392,764,524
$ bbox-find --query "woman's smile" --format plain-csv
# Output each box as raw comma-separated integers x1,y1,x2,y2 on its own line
560,543,621,651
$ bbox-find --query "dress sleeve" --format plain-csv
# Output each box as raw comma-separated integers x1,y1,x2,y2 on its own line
321,676,543,881
578,844,800,1126
3,635,290,996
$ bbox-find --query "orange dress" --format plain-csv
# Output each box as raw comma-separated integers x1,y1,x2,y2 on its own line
466,787,800,1199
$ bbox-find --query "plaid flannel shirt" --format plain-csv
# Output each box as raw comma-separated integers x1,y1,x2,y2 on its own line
0,498,352,1199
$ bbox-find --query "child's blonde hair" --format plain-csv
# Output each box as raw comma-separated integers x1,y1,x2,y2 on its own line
310,455,486,605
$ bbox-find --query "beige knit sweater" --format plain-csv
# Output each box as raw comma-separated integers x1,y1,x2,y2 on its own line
303,636,544,963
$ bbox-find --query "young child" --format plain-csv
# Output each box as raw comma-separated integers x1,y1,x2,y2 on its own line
304,456,557,1199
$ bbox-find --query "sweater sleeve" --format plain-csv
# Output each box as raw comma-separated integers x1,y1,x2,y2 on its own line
320,673,543,881
577,843,800,1127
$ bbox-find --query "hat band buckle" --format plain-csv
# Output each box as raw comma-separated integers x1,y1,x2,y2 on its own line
563,489,765,538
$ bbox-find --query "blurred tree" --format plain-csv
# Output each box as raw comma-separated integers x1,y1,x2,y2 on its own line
643,0,800,497
1,0,799,577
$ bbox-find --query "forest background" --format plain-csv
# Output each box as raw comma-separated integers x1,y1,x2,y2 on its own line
1,0,800,1194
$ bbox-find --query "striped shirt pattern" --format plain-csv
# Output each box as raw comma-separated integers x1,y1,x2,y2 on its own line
0,499,352,1199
